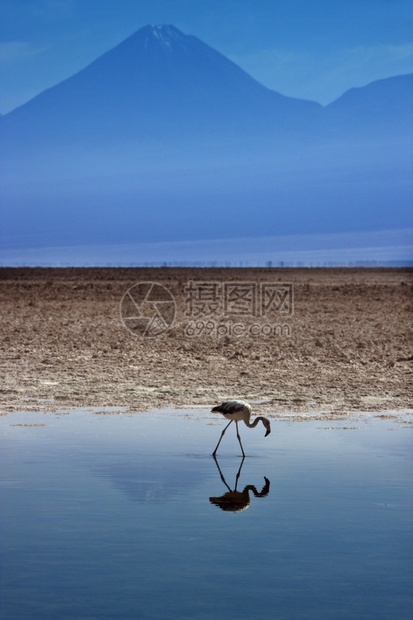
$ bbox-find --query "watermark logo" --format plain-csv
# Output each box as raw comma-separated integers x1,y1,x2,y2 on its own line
120,282,176,338
184,281,293,317
120,280,293,339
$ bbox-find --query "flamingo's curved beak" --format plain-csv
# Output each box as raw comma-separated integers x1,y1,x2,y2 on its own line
265,428,271,437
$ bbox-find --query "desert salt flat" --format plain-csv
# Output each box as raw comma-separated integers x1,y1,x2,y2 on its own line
2,267,412,416
1,409,412,620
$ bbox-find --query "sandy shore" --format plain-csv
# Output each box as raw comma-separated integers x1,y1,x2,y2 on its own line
1,267,412,417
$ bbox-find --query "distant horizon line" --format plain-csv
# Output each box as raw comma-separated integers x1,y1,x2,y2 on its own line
1,228,411,268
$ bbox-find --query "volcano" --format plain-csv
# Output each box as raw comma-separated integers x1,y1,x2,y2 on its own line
1,24,323,147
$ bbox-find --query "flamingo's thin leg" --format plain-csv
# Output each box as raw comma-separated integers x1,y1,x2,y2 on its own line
212,420,232,456
235,421,246,458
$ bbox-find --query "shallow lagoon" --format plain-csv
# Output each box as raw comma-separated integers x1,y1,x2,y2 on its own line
1,409,412,619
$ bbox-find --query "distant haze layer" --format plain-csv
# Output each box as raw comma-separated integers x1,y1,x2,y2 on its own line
0,25,412,264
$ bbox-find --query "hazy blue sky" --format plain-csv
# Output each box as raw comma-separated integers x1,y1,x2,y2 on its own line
1,0,412,113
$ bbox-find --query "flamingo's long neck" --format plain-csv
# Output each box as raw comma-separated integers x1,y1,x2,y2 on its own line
245,416,265,429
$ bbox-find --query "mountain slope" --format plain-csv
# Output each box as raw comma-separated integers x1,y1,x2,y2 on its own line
326,73,413,135
1,24,322,147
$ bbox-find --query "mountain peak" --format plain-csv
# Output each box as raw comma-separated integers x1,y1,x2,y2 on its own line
130,24,186,51
148,24,182,38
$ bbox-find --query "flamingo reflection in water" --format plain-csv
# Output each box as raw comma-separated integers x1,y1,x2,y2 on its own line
210,456,270,513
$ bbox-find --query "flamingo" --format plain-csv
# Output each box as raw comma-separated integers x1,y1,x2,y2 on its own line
211,400,271,457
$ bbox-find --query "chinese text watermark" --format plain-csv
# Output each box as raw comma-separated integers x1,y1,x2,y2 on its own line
121,280,293,339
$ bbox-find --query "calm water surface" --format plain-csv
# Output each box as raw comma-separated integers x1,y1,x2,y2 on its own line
1,410,412,619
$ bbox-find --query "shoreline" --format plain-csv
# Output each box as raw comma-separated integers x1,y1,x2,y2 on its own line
2,405,413,430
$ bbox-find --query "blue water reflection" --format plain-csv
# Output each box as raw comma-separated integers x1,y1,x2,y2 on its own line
1,410,412,619
210,456,270,512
